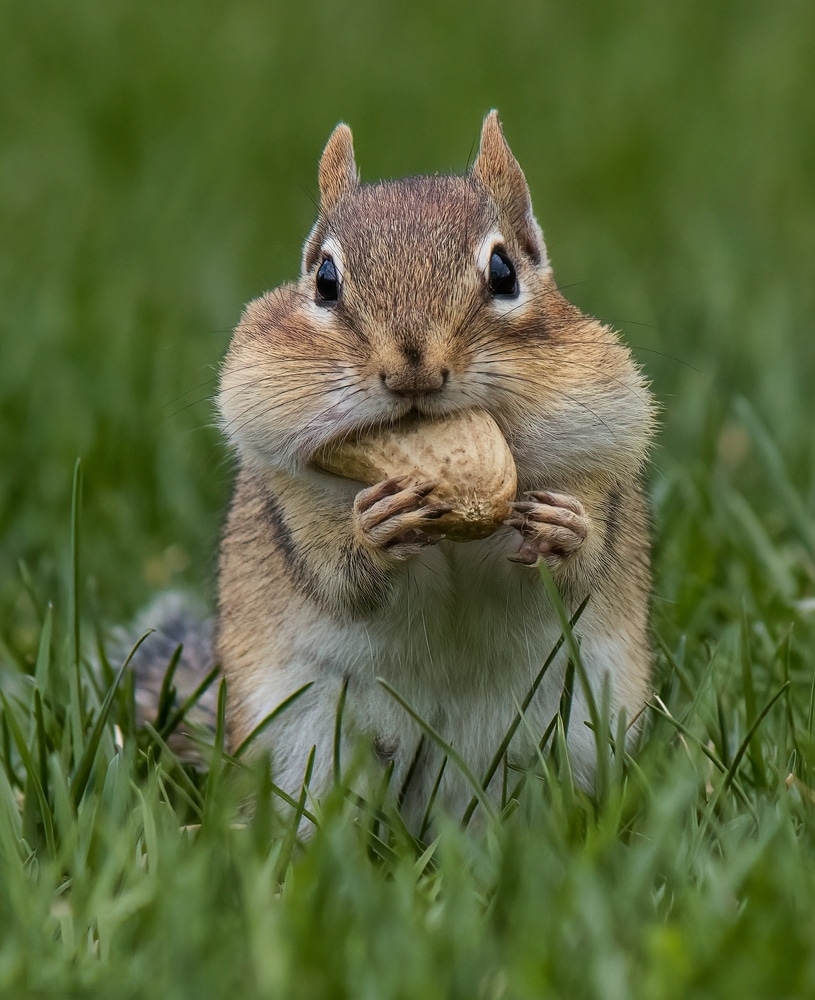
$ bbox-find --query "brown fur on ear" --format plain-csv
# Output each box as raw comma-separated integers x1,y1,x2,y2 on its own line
472,111,543,262
318,123,359,213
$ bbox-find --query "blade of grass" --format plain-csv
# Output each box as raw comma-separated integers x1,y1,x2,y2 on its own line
160,664,221,740
22,690,51,850
654,630,721,721
461,597,589,828
142,725,205,817
120,658,138,740
419,755,448,842
33,689,49,799
778,630,796,762
506,685,573,808
715,691,731,771
740,610,766,786
0,763,24,862
1,713,14,789
552,717,576,814
202,679,228,826
722,681,789,794
412,837,440,880
93,626,116,693
218,743,320,826
137,783,161,880
69,655,131,810
333,675,349,784
397,735,425,811
365,826,399,866
649,699,755,815
68,459,85,760
274,745,316,881
649,699,729,775
695,682,790,845
559,658,576,742
347,770,420,855
233,682,314,758
154,642,184,732
806,668,815,787
610,706,628,791
33,603,53,696
377,678,497,825
0,691,56,856
536,568,611,796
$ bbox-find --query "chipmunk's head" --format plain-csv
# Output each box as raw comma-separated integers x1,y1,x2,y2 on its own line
296,112,551,416
220,113,652,479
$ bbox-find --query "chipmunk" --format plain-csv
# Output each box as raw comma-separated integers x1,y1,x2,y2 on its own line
211,111,655,829
216,112,653,825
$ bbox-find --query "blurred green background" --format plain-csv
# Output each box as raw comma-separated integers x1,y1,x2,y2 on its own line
1,0,813,641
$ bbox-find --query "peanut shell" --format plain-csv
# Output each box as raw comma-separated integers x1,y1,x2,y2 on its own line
312,409,517,541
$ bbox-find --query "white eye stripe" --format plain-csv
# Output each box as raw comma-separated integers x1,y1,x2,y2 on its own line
320,236,346,282
475,230,506,277
490,286,530,315
306,297,341,325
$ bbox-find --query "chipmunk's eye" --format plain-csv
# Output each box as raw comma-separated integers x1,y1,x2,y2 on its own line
488,248,518,297
316,257,339,303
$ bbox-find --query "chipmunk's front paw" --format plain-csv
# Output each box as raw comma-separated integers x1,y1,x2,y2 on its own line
354,476,452,561
505,491,589,568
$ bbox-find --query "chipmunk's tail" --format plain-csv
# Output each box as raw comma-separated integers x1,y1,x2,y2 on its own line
109,592,219,761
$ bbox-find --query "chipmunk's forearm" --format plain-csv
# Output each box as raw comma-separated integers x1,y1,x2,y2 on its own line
227,468,399,619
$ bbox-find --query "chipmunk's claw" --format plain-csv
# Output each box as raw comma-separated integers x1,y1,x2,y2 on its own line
505,491,589,568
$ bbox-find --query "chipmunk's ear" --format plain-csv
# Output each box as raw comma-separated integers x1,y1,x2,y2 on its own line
318,123,359,213
472,111,546,266
302,123,359,273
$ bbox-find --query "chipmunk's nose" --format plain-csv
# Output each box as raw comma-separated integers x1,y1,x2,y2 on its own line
381,367,449,397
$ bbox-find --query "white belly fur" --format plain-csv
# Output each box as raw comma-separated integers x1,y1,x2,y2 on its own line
240,528,640,828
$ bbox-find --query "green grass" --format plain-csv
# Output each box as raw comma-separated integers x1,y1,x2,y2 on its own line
2,0,815,996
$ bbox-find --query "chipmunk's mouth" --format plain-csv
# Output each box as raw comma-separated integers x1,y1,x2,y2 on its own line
314,403,458,462
401,395,459,421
